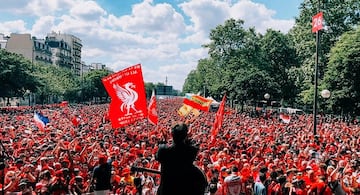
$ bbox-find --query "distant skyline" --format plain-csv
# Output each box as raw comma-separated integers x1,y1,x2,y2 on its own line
0,0,303,90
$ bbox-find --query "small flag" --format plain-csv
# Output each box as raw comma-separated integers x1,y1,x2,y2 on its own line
148,90,158,125
72,115,81,127
183,94,212,112
211,94,226,141
312,12,323,33
34,112,50,131
280,113,291,123
178,104,193,117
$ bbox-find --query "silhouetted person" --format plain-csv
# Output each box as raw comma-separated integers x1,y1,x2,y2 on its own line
91,155,112,195
156,123,207,195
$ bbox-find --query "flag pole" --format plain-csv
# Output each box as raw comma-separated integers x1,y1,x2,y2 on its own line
313,0,322,137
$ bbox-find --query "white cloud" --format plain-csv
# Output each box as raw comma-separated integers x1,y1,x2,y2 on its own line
181,0,295,35
0,20,27,35
180,0,230,33
31,16,55,38
69,1,107,21
230,0,294,33
24,0,77,16
105,0,186,36
0,0,297,91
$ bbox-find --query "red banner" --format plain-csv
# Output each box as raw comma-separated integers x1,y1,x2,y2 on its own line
102,64,147,128
148,90,158,125
312,12,323,33
211,94,226,141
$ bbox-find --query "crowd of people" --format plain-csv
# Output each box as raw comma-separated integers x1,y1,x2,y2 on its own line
0,97,359,195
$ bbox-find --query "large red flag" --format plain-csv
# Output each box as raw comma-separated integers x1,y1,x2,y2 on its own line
148,89,158,125
211,94,226,140
102,64,147,128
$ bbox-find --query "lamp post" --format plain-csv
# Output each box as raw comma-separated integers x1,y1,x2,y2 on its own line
263,93,270,119
25,90,31,106
264,93,270,102
313,0,322,136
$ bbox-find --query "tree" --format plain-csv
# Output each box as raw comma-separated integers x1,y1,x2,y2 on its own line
260,29,299,103
32,62,79,104
289,0,360,105
0,49,37,100
201,19,266,99
322,27,360,116
81,69,112,102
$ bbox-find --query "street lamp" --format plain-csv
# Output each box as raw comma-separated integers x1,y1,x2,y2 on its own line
25,90,31,106
264,93,270,100
320,89,331,99
264,93,270,116
321,89,331,116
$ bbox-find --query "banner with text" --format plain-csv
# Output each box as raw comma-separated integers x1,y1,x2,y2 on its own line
102,64,147,128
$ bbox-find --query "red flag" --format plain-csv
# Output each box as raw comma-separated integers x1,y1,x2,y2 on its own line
148,89,158,125
60,101,68,107
211,94,226,140
72,115,81,127
312,12,323,33
183,95,212,111
279,113,291,123
102,64,147,128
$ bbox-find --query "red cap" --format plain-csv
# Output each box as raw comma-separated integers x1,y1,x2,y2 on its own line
98,155,107,165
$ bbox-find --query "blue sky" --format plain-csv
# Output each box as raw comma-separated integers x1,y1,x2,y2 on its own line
0,0,302,90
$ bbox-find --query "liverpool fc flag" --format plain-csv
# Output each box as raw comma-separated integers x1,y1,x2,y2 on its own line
102,64,147,128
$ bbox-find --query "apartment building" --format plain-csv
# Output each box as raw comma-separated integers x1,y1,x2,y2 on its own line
46,37,72,69
0,33,9,49
6,33,52,65
46,31,82,76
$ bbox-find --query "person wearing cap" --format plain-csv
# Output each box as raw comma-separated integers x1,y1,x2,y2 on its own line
90,154,112,195
155,123,207,195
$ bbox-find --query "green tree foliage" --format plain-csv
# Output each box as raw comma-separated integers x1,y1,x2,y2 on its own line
80,69,112,102
32,62,79,103
0,49,37,98
184,19,298,104
322,27,360,115
260,29,299,103
289,0,360,105
145,82,156,98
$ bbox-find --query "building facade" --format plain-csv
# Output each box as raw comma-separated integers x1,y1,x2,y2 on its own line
6,33,52,65
46,32,82,76
0,33,9,49
46,37,72,69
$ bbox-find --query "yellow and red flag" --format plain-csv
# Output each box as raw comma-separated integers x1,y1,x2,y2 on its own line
183,94,212,112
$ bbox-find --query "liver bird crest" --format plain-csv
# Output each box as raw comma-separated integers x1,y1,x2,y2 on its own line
113,82,139,114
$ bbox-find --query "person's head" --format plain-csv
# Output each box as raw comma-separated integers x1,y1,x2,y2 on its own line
171,123,188,144
19,179,33,194
231,165,239,173
259,172,267,182
98,155,107,165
